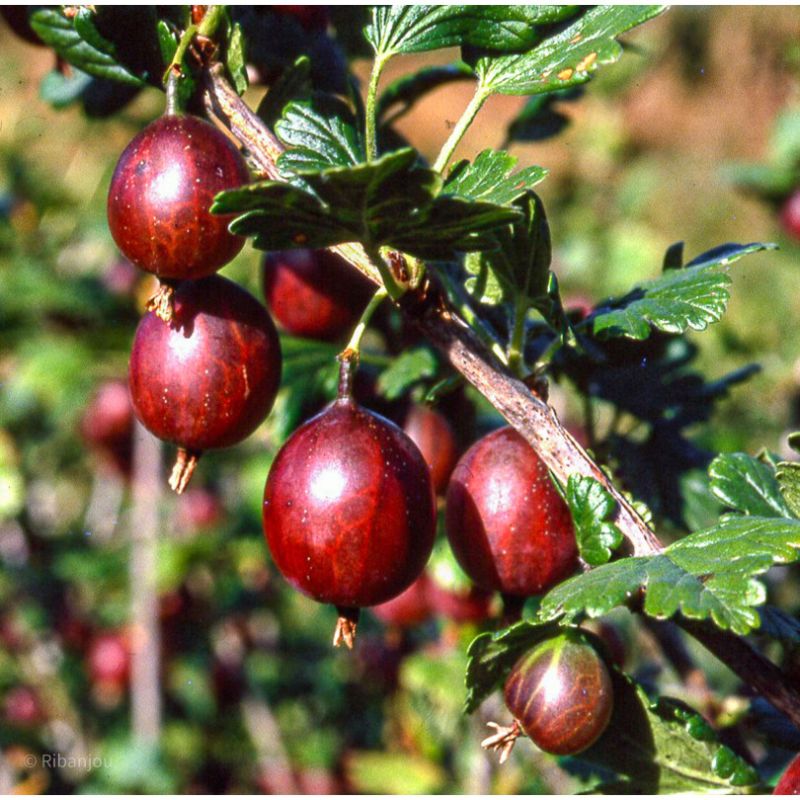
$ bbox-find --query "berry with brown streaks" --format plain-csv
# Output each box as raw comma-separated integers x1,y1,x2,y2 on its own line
445,427,577,598
262,380,436,647
107,114,249,280
504,631,613,756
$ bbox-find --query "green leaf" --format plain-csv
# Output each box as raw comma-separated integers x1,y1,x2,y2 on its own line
475,6,665,97
539,516,800,635
709,453,792,518
463,619,562,713
256,56,312,129
275,94,365,175
776,460,800,519
567,475,624,566
444,150,548,206
226,21,248,95
567,673,761,793
30,8,146,87
376,347,439,401
465,191,551,307
213,149,521,259
377,63,474,123
591,242,777,340
366,6,568,59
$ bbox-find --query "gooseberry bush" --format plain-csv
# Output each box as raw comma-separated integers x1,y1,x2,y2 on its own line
3,4,800,794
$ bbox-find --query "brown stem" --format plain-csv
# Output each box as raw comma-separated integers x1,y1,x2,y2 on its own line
201,66,800,730
168,447,200,494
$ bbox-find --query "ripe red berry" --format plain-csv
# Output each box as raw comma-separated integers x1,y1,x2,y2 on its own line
372,573,433,628
3,686,43,727
403,404,458,495
107,114,249,280
88,631,130,687
775,754,800,794
780,190,800,242
80,379,134,476
504,632,613,756
445,427,577,598
129,275,281,492
263,373,436,647
262,248,372,341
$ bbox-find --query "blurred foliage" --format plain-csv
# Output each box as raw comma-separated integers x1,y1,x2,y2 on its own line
1,5,800,795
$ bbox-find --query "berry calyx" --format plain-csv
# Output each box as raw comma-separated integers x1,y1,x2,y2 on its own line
262,248,373,341
128,275,281,493
107,114,249,281
493,631,613,758
403,404,458,495
262,365,436,647
445,427,577,599
775,754,800,794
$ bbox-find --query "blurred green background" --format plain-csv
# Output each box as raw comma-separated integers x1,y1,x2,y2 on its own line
1,6,800,794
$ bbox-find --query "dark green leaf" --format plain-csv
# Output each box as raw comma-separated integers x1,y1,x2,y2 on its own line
30,8,146,87
475,6,665,97
39,69,93,108
709,453,792,518
465,191,551,307
662,241,684,270
156,19,178,65
505,89,582,143
539,516,800,635
444,150,547,206
377,64,474,124
464,620,562,713
256,56,312,129
366,6,569,58
723,162,799,203
377,347,439,400
591,242,777,340
567,673,761,793
567,475,623,566
276,95,365,175
776,460,800,519
213,149,521,259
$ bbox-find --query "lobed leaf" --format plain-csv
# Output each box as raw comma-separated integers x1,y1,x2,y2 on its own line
276,95,365,175
475,6,665,97
708,452,792,518
213,149,521,260
538,516,800,635
591,242,777,340
366,6,569,59
444,150,547,206
567,475,624,566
